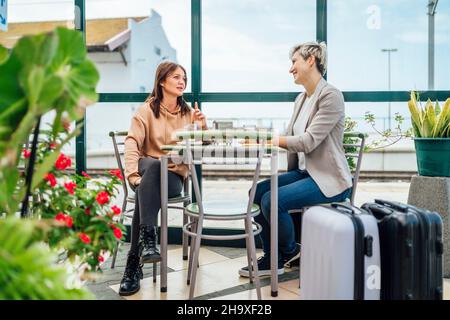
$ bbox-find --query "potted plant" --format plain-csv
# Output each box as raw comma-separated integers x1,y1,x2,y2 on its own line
408,91,450,177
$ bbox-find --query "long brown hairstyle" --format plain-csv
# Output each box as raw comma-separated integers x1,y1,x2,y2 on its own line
145,61,190,118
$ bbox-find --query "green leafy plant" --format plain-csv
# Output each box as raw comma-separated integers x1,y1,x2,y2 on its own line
344,117,358,171
0,217,93,300
0,27,99,216
363,111,413,150
0,27,99,300
408,91,450,138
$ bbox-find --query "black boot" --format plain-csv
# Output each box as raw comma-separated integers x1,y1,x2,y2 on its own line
139,225,161,264
119,253,143,296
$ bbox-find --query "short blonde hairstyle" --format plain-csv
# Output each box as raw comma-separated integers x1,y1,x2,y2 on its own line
289,41,328,76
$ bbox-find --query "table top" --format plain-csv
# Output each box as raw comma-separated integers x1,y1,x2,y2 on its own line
173,128,274,140
161,143,279,156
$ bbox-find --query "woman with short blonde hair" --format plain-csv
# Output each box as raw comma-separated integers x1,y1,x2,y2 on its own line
239,41,353,278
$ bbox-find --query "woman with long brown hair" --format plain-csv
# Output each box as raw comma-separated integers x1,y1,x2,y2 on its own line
119,61,207,296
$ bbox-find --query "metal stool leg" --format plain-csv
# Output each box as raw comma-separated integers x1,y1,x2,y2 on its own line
160,157,169,293
246,215,262,300
187,217,197,285
188,218,203,299
244,218,254,283
182,203,189,260
111,201,129,269
153,263,157,283
110,242,119,269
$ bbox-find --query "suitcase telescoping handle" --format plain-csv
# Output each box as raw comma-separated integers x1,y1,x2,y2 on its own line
331,202,357,214
374,199,408,213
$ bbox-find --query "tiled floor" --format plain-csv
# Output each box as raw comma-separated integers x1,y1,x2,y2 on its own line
108,246,301,300
103,244,450,301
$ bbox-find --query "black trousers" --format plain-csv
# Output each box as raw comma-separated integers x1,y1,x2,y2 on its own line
129,157,183,255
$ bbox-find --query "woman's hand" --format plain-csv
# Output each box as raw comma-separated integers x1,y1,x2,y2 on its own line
192,102,207,129
272,135,287,149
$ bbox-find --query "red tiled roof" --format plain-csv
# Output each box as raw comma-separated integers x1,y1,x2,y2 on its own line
0,17,147,49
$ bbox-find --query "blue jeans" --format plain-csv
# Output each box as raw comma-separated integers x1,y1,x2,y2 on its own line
253,169,351,262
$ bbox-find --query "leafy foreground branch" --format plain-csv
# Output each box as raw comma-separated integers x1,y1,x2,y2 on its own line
0,27,100,299
0,218,94,300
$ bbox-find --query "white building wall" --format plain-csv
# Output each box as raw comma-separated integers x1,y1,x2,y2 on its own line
128,10,177,93
88,52,132,92
87,10,176,94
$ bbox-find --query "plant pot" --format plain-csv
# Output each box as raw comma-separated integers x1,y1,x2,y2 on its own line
414,138,450,177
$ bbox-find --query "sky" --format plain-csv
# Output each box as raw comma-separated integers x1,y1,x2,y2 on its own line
4,0,450,145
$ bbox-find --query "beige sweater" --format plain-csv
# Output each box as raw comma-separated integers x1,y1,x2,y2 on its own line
124,100,198,186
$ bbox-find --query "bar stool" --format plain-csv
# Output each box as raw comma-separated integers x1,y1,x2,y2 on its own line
181,140,266,300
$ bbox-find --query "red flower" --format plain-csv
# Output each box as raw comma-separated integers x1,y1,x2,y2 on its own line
64,181,77,195
109,169,124,181
65,216,73,228
98,255,105,263
44,173,57,187
55,212,65,222
22,148,31,159
55,153,72,170
81,171,91,179
79,233,91,244
111,205,121,216
96,191,110,205
49,142,57,150
85,207,91,215
54,212,73,228
113,227,123,240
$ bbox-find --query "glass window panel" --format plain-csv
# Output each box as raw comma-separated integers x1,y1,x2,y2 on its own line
86,0,191,93
0,0,74,48
203,101,414,144
328,0,450,91
1,0,75,167
202,102,294,133
202,0,316,92
344,101,412,135
86,102,139,169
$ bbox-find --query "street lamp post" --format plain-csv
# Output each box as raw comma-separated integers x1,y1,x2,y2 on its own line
381,48,398,130
428,0,439,90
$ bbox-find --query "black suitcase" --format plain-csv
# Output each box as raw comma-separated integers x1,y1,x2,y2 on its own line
361,199,443,300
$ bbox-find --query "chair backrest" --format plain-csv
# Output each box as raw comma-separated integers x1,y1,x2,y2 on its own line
110,131,190,201
212,120,234,130
343,132,366,205
109,131,130,201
